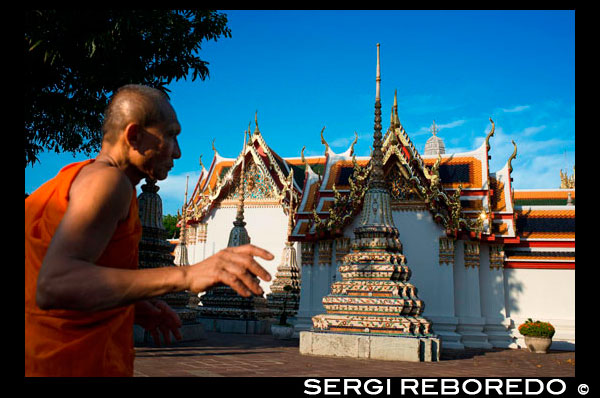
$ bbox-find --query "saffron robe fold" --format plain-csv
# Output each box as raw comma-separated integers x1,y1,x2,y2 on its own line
25,160,142,377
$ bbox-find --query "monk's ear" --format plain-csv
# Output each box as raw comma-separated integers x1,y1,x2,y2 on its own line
123,123,143,150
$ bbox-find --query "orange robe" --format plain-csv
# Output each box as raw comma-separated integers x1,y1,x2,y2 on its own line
25,160,142,377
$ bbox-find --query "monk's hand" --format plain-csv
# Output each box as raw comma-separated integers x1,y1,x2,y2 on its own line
184,244,273,297
134,299,182,347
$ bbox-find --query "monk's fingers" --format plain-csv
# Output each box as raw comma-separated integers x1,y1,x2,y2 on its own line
219,270,256,297
229,244,275,262
221,250,272,283
219,257,266,296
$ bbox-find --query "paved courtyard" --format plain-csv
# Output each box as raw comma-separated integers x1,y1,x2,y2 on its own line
133,332,575,378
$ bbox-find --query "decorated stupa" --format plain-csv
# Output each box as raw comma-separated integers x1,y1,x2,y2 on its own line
300,44,440,362
136,178,204,343
266,169,301,325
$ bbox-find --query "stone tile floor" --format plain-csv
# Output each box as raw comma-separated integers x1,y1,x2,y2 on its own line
133,332,575,378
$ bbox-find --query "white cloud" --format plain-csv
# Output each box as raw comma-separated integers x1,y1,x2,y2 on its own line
415,119,467,137
518,125,546,136
501,105,530,113
437,119,466,130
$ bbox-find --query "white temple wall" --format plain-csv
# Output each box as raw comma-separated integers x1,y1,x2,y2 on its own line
391,210,464,349
194,204,575,351
199,205,290,295
504,268,575,351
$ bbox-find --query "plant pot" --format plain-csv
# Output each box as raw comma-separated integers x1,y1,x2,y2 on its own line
271,324,295,340
524,336,552,353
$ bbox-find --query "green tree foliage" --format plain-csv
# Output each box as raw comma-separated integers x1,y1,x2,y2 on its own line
24,10,232,167
162,214,180,240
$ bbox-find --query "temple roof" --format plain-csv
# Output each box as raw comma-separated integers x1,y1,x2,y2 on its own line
180,94,573,271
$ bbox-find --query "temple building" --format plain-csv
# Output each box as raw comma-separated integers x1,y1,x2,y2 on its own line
175,49,574,352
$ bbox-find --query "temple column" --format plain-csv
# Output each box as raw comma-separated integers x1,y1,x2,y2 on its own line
479,244,517,348
453,240,492,348
425,235,463,350
295,242,316,332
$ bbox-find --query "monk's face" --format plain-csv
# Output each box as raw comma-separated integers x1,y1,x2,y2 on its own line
137,104,182,181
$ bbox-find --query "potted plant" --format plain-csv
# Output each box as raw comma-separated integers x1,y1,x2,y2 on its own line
518,318,555,353
271,285,297,339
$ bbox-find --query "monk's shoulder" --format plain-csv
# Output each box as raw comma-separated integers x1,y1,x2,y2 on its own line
69,163,133,219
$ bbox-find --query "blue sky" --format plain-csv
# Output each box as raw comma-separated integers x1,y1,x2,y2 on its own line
24,10,575,216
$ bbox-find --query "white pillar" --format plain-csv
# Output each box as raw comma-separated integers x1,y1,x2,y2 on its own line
454,240,492,349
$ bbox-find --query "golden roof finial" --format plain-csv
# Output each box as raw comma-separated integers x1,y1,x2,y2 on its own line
508,140,517,175
199,154,204,171
485,117,495,154
211,138,217,155
301,145,307,166
349,131,358,156
320,126,329,154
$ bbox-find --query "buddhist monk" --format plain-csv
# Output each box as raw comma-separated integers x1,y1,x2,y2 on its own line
25,84,273,377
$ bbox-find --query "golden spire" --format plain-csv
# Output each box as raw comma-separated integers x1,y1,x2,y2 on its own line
392,89,400,129
375,43,381,102
177,175,190,266
286,168,296,237
235,129,248,223
431,120,439,136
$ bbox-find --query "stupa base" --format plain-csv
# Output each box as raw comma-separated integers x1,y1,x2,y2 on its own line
133,323,206,346
299,330,440,362
196,317,272,334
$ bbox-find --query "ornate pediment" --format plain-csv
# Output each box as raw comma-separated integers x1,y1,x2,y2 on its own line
225,160,279,201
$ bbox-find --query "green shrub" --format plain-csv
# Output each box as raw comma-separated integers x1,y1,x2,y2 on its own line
518,318,555,338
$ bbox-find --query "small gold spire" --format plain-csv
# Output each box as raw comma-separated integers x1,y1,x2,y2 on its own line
286,168,296,237
184,175,189,209
254,110,260,135
392,89,400,129
431,120,439,136
375,43,381,101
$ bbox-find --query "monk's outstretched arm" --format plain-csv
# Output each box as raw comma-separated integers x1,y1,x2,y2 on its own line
36,167,272,312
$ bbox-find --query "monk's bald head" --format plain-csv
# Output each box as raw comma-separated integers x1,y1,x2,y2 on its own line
101,85,175,145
